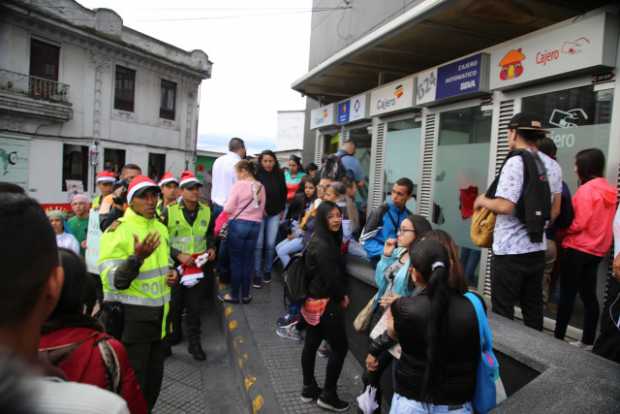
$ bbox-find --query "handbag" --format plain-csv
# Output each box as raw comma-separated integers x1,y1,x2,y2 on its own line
470,207,496,248
353,296,376,333
218,184,262,240
464,292,507,414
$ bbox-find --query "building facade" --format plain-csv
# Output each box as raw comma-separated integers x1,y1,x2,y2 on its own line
276,109,305,152
294,1,619,339
0,0,211,205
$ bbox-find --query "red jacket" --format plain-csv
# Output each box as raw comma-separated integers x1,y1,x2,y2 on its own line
562,177,617,257
39,327,147,414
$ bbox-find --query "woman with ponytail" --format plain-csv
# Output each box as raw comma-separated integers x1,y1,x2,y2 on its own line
367,238,481,413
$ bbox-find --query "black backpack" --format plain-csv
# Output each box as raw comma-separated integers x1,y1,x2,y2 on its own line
282,249,309,307
319,153,352,181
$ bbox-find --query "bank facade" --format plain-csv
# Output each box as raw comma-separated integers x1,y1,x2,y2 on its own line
294,2,619,339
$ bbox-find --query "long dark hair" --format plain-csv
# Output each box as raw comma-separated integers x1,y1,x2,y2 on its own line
299,175,318,203
257,150,282,175
408,238,452,400
289,155,304,173
422,230,467,294
313,200,342,247
575,148,605,184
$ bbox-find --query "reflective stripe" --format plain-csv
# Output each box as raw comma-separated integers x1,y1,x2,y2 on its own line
107,266,169,289
99,259,125,274
103,292,170,307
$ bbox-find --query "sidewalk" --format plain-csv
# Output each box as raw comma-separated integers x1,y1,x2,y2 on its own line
220,270,364,413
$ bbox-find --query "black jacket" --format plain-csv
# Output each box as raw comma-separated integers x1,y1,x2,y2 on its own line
257,169,287,216
488,149,551,243
305,235,348,301
389,291,482,405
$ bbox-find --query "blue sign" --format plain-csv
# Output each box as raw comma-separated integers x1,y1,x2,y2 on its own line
337,100,350,124
436,54,484,100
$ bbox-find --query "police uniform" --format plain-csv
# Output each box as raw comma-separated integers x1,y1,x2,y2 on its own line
98,202,171,410
162,199,214,360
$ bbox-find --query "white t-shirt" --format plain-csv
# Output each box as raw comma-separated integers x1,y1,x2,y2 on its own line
210,152,241,207
492,150,562,255
31,377,129,414
56,232,80,255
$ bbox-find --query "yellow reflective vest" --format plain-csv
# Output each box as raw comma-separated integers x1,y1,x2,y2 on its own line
98,207,171,338
167,202,211,255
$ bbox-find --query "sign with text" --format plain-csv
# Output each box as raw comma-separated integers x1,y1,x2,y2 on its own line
369,76,415,117
337,100,350,124
0,135,29,189
337,93,368,124
310,104,336,129
416,68,437,105
490,13,617,90
436,53,489,100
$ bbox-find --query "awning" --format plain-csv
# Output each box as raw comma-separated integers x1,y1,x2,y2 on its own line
292,0,611,103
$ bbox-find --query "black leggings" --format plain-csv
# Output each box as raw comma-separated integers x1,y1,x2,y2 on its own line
554,247,602,345
301,302,348,393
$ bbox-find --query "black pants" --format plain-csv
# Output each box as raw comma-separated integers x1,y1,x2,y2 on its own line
125,339,165,411
491,251,545,331
362,351,393,412
554,248,602,344
593,275,620,363
169,276,208,344
301,302,348,393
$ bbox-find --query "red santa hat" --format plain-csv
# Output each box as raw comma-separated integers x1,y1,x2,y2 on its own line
127,176,159,203
96,170,116,183
179,170,202,188
158,172,178,187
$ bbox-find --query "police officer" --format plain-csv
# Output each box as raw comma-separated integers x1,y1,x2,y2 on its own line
161,170,215,361
98,175,177,411
92,170,116,210
157,171,179,217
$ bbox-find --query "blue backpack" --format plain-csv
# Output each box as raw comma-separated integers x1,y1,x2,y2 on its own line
464,292,505,414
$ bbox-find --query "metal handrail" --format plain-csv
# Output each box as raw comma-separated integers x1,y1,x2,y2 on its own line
0,68,70,104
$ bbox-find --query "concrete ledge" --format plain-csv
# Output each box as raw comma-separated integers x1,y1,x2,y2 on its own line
217,282,283,414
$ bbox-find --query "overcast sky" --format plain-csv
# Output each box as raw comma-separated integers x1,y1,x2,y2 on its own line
78,0,312,153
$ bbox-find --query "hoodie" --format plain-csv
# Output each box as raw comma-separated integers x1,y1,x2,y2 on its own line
562,177,617,257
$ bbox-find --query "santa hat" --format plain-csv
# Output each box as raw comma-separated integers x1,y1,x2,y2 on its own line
158,172,178,187
127,176,159,203
179,170,201,188
96,170,116,183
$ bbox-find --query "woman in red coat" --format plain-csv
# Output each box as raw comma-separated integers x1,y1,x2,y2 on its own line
39,248,147,414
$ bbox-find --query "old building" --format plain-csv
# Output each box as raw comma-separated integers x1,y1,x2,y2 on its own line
0,0,211,205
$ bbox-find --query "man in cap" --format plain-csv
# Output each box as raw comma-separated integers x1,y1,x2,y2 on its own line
92,171,116,210
475,112,562,331
66,193,90,256
157,172,179,217
161,170,215,361
98,175,178,410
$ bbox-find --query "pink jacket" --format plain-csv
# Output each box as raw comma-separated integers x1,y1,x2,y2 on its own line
224,180,266,223
562,177,617,257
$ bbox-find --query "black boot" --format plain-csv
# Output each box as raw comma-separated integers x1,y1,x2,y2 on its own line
188,341,206,361
317,390,350,412
162,342,172,359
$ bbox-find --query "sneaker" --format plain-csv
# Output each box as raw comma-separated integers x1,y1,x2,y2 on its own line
300,383,321,403
317,391,350,412
252,280,263,289
569,340,593,351
276,324,303,342
263,273,272,284
318,342,330,358
277,313,300,328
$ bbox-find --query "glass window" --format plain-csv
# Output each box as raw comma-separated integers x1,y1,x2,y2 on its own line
62,145,88,192
114,66,135,112
148,153,166,182
322,133,339,156
522,84,614,328
434,106,492,287
160,80,177,120
104,148,126,176
384,119,422,212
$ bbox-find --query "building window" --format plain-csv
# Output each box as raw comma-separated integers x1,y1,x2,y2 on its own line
160,80,177,120
104,148,126,176
114,66,135,112
30,39,60,81
148,153,166,182
62,145,88,192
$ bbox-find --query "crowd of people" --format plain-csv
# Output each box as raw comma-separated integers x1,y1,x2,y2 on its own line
1,111,619,414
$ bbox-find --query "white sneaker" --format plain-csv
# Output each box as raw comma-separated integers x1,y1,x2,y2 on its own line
569,340,593,351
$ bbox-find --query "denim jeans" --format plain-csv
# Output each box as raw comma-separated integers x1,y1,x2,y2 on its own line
389,394,472,414
275,236,304,268
255,214,281,281
460,247,481,287
228,219,260,300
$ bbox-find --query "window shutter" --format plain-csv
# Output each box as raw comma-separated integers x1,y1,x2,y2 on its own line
483,99,515,296
603,163,620,304
367,121,386,212
418,112,436,220
314,131,323,166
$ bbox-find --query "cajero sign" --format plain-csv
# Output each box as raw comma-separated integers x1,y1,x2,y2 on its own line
369,76,415,117
0,135,29,189
490,12,618,90
310,104,336,130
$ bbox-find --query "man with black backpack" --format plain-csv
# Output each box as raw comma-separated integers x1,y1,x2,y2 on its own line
474,113,562,331
321,140,365,186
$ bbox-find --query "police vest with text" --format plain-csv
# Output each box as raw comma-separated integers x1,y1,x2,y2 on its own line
167,203,211,254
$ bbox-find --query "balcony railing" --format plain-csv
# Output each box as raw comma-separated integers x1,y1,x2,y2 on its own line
0,68,70,104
